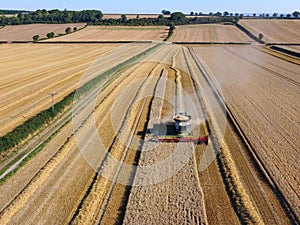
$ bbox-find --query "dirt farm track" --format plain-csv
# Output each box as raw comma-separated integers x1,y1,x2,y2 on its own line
0,20,299,225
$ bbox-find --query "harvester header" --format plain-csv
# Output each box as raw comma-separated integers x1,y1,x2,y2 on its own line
152,112,208,145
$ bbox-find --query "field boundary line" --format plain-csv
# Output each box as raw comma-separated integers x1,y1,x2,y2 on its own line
257,46,300,65
173,41,251,45
269,45,300,59
35,41,153,44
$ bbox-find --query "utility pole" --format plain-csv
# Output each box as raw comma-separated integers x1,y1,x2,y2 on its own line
48,92,57,113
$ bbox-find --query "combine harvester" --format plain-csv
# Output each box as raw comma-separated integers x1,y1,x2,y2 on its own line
153,112,209,145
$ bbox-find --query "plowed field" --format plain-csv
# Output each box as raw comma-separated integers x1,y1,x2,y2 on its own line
239,19,300,43
170,24,252,43
0,23,86,42
43,25,169,42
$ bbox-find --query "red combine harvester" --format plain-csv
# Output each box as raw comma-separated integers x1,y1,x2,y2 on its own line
153,112,209,145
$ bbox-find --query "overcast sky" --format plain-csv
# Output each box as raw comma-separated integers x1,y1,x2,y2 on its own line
1,0,299,14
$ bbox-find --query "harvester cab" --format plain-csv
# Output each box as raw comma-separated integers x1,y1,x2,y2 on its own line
173,112,192,136
151,112,209,145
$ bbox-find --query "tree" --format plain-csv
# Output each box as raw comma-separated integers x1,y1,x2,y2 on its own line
47,32,55,38
258,33,264,41
253,13,256,17
266,13,269,18
223,11,229,17
121,14,127,23
292,11,300,18
162,10,171,15
286,14,291,18
65,27,71,34
170,12,186,24
239,14,244,19
280,14,284,18
190,12,194,16
273,13,278,17
32,35,39,41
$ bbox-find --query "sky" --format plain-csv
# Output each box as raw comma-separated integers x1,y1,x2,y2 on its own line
1,0,299,14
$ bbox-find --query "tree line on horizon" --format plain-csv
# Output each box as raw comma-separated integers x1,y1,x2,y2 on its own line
0,9,237,26
0,9,299,26
185,10,300,18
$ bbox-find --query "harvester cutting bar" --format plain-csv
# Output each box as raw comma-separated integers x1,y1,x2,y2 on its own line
157,135,208,145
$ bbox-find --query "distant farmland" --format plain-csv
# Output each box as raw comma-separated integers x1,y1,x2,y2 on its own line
170,24,252,43
239,19,300,43
0,23,86,42
42,25,169,42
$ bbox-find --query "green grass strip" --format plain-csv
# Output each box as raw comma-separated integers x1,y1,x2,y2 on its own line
0,118,70,185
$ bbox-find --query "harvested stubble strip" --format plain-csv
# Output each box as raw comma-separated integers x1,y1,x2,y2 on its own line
147,68,168,128
123,62,207,224
71,62,163,225
175,48,234,224
99,66,164,225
